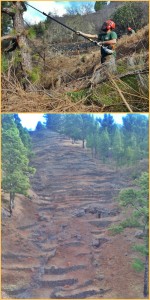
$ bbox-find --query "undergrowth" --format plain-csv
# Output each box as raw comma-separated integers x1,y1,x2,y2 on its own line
67,89,88,102
1,25,149,112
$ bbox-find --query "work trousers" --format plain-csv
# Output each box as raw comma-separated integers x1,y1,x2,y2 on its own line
90,54,116,86
101,55,116,73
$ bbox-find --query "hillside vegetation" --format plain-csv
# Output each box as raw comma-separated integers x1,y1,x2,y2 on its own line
1,1,149,112
2,114,149,298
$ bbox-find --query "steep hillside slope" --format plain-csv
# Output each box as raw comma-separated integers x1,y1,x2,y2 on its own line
2,26,148,112
42,2,148,44
2,130,146,298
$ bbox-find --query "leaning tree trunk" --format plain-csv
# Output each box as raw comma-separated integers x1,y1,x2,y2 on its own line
13,2,32,74
9,192,14,217
2,2,32,84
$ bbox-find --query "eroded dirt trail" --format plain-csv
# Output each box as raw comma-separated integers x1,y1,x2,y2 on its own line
2,131,144,298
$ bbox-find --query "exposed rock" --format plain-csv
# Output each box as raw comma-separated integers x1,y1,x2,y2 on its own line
38,216,48,222
73,234,82,240
72,209,85,217
135,230,144,239
47,249,56,259
61,224,68,230
109,208,120,216
85,206,120,217
92,237,109,248
92,260,99,267
89,220,112,227
39,278,78,288
92,239,100,247
96,274,105,281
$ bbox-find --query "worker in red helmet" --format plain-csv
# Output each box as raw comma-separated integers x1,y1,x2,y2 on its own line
127,27,135,35
77,20,117,66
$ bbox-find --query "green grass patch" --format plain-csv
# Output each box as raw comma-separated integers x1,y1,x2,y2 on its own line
108,224,124,235
90,83,127,111
28,66,41,83
67,89,88,103
27,27,36,39
1,55,9,73
121,75,139,91
132,258,144,272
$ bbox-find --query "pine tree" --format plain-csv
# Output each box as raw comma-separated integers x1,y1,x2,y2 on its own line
79,114,94,148
1,2,13,35
112,127,123,166
2,115,35,216
44,114,63,132
97,114,116,146
2,1,32,84
99,129,110,162
63,115,81,143
122,114,148,164
86,121,100,158
94,1,107,12
109,172,149,297
36,121,45,131
63,114,94,148
112,2,147,34
14,114,32,156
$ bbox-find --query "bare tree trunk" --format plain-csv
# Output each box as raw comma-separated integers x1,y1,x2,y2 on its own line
13,2,32,74
12,192,15,208
82,139,85,149
9,192,13,217
9,192,15,217
144,254,148,297
2,2,32,81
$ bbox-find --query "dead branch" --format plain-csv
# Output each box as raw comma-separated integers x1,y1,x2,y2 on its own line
1,35,16,41
109,76,133,112
2,7,15,17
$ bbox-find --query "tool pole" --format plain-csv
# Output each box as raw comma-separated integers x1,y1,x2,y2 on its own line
26,3,99,46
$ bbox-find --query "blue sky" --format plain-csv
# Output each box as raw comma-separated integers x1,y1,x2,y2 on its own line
18,113,133,130
24,1,95,24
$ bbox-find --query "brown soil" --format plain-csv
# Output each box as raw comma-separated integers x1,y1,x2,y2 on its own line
2,131,146,298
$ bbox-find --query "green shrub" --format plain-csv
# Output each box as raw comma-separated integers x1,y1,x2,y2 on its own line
132,258,144,272
67,89,87,102
1,55,9,73
28,67,41,83
108,224,124,235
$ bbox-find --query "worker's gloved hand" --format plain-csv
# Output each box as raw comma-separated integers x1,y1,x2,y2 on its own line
97,42,102,46
76,31,83,36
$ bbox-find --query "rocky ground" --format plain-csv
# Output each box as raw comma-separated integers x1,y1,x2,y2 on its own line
2,130,145,298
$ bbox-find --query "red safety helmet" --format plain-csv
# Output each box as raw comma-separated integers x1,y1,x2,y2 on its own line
102,20,116,31
128,27,132,31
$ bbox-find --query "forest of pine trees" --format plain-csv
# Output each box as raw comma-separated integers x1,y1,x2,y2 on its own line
2,113,149,297
38,114,148,167
2,113,148,215
2,114,35,216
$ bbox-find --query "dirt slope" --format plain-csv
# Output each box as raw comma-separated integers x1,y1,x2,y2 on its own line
2,131,145,298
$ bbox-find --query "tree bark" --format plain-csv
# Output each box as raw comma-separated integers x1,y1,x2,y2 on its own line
9,192,13,216
143,254,149,297
2,2,32,78
82,139,85,149
9,191,15,216
12,2,32,74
